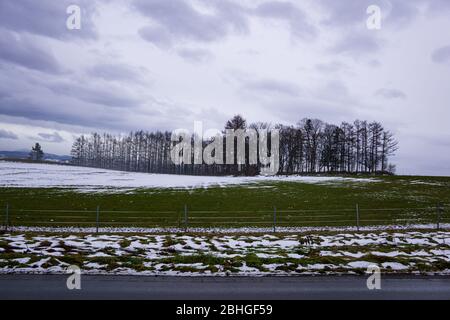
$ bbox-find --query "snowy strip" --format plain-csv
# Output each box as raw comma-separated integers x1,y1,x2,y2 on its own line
1,231,449,276
7,223,450,234
0,161,376,191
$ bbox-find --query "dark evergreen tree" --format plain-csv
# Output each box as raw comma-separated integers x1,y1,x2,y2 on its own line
30,143,44,161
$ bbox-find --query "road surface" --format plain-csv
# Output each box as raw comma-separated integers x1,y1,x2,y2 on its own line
1,275,449,300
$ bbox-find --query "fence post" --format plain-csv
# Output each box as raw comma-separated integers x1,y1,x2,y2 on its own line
96,206,100,233
356,203,360,232
436,203,442,230
5,203,9,232
184,204,188,232
273,206,277,233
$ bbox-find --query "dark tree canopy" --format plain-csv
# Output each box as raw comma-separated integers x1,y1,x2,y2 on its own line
225,115,247,130
30,143,44,161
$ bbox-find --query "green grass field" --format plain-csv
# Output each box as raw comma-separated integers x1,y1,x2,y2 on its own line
0,175,449,229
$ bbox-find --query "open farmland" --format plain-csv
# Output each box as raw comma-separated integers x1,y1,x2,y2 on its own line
0,161,449,230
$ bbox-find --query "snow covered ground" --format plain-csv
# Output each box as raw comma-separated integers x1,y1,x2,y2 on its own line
0,161,375,191
1,231,449,276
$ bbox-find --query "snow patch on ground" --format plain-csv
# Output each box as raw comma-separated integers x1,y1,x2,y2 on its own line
1,231,449,276
0,161,375,191
348,261,375,269
382,262,408,270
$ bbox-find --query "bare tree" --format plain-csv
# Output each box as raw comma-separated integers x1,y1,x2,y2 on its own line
70,117,398,176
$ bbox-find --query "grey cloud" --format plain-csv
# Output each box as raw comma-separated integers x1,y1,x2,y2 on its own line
0,71,205,133
318,1,421,58
411,133,450,149
426,0,450,13
375,88,407,100
136,0,317,49
0,30,62,74
139,26,174,49
0,92,166,132
242,79,300,97
0,72,136,130
237,76,353,108
238,76,357,124
0,61,149,131
0,53,193,133
0,0,98,40
331,32,381,57
316,81,352,102
317,0,420,28
177,48,213,63
0,94,117,129
0,129,18,140
267,98,356,125
135,0,249,47
252,1,317,40
318,0,373,27
49,82,142,109
205,0,250,33
431,46,450,64
239,49,260,56
368,59,382,68
36,132,65,143
87,63,149,83
315,61,349,74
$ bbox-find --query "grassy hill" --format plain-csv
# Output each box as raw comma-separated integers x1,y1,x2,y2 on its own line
0,174,449,229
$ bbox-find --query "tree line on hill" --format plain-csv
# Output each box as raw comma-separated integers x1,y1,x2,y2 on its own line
70,116,398,176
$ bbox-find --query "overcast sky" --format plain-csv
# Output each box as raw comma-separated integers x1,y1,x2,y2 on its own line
0,0,450,176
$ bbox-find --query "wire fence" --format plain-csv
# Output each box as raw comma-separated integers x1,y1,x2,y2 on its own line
0,203,448,232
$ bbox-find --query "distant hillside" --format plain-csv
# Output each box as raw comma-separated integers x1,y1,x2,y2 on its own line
0,150,71,162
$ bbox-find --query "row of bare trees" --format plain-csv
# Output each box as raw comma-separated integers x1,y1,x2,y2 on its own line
277,119,397,174
71,116,398,175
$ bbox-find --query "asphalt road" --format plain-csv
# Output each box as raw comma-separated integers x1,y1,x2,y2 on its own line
0,275,449,300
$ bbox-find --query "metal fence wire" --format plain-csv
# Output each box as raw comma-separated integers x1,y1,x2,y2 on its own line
0,203,448,232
